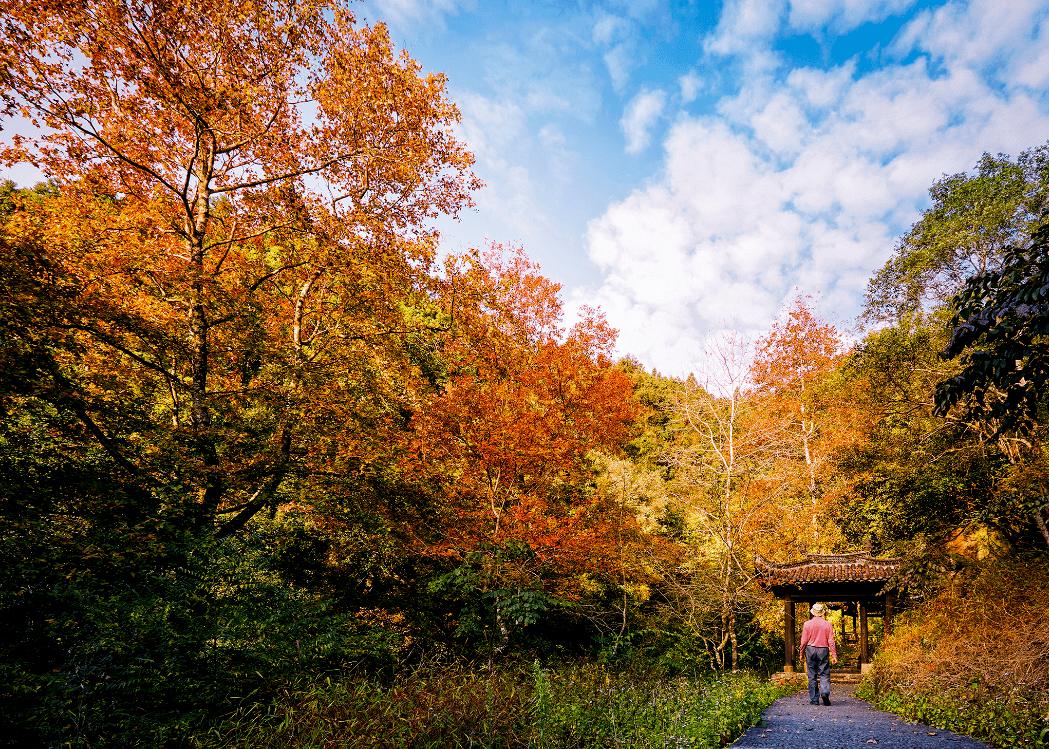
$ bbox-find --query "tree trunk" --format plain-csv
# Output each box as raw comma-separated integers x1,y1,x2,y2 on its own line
729,608,738,671
186,145,224,528
1034,505,1049,546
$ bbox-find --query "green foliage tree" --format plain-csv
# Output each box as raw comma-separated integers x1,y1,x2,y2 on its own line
933,223,1049,545
843,143,1049,556
617,358,681,474
832,312,1040,562
866,146,1049,323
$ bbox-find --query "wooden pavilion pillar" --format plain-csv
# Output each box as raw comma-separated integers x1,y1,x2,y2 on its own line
884,592,895,635
784,595,796,672
859,600,869,667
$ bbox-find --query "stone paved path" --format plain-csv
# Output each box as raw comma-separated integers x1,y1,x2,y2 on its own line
732,685,990,748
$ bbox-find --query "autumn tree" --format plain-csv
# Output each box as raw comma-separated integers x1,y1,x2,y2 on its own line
750,297,861,550
418,246,638,653
663,333,788,670
0,0,479,536
865,146,1049,323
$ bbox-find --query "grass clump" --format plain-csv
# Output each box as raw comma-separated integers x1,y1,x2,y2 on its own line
195,663,795,748
857,554,1049,748
534,668,792,749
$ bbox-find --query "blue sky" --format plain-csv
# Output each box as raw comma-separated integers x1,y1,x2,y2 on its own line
357,0,1049,376
5,0,1049,377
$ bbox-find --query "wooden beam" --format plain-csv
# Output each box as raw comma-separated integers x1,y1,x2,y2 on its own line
859,601,869,665
885,592,895,636
784,596,796,672
766,583,890,600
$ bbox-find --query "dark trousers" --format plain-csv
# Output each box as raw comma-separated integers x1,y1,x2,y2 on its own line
805,645,830,703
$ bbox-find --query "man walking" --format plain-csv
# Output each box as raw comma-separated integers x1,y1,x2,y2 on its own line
799,602,837,705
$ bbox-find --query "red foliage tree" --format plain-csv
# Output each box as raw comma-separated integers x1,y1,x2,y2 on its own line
750,296,864,550
412,246,638,647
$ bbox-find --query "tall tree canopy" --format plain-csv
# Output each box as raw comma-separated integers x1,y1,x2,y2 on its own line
751,296,861,549
934,224,1049,545
0,0,480,536
866,146,1049,323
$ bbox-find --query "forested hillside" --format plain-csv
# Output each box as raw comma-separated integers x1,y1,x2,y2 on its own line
1,1,1047,746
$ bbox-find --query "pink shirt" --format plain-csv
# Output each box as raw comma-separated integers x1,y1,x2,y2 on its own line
799,616,837,659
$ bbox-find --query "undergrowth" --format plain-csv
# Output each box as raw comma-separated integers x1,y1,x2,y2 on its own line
858,554,1049,748
193,663,796,748
856,681,1048,749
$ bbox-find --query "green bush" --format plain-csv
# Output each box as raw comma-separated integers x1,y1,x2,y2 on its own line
857,681,1049,749
1,534,401,747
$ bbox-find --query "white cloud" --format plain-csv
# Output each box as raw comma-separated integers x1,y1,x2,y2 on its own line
593,13,631,45
788,0,917,34
705,0,786,56
578,1,1049,377
891,0,1049,73
604,45,639,92
370,0,474,29
786,61,856,109
621,88,667,154
709,0,917,51
680,71,704,103
749,92,809,155
593,11,648,92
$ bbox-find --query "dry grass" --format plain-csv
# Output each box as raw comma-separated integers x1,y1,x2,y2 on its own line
194,662,796,749
873,555,1049,694
860,554,1049,748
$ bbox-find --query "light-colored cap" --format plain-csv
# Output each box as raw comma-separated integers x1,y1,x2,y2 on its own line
810,603,826,617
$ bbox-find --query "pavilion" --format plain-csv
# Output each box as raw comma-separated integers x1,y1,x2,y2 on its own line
754,551,904,673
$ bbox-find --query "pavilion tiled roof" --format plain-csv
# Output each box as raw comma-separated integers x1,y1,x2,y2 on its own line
754,552,902,585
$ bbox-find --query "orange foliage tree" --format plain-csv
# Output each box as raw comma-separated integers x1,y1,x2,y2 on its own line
0,0,479,536
750,296,864,551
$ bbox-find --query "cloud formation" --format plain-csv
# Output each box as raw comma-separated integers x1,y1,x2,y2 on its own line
622,89,667,154
788,0,917,33
370,0,474,29
579,0,1049,377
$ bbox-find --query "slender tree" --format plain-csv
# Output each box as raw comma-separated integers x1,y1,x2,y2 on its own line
751,297,860,549
666,333,785,670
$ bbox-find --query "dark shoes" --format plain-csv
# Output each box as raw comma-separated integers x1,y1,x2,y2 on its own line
810,700,819,705
821,694,831,706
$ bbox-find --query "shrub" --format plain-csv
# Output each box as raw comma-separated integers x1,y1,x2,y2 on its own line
859,553,1049,748
0,534,401,747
